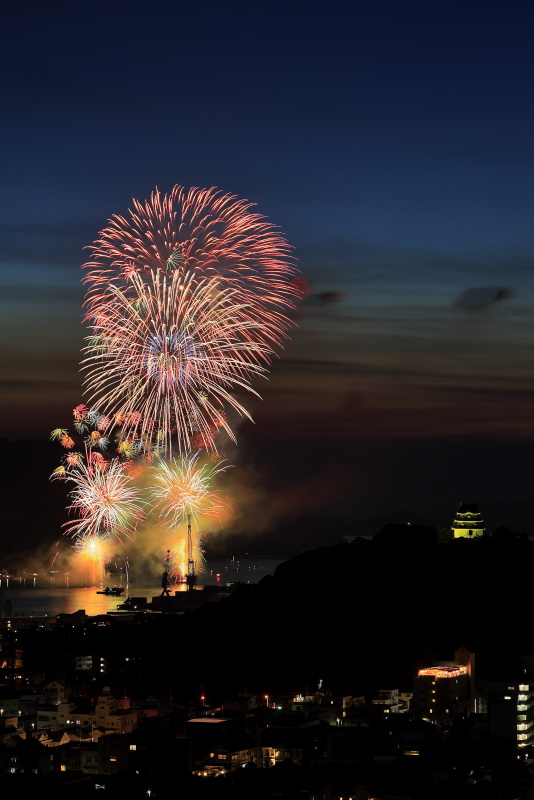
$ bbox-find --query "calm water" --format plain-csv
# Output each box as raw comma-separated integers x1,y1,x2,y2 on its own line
0,558,282,617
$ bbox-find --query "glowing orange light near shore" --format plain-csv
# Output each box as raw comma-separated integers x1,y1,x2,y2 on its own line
72,535,114,585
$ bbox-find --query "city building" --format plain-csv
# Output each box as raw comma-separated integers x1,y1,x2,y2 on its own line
371,689,413,714
35,692,137,735
291,689,355,724
255,727,305,767
195,744,255,776
411,650,475,722
488,681,534,747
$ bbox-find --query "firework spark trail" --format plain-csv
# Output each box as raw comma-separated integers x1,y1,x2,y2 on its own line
72,533,114,570
150,453,224,580
82,268,271,453
70,534,115,586
72,533,114,564
166,531,206,581
168,537,188,580
51,454,145,543
83,185,300,348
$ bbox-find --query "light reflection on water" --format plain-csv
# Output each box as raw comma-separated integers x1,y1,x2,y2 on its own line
0,558,282,617
0,587,145,617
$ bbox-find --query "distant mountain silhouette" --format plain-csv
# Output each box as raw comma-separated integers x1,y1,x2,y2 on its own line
1,438,532,568
205,510,435,558
164,535,534,698
479,499,533,537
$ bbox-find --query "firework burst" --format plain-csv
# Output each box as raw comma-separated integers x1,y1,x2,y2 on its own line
83,185,300,346
82,268,270,453
52,455,145,543
149,451,228,530
149,452,226,582
50,186,299,575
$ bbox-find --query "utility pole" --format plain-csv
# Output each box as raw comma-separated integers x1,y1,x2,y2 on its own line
160,550,172,596
185,513,197,591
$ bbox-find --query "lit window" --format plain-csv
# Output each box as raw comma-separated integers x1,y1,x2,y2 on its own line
110,758,116,762
130,745,136,751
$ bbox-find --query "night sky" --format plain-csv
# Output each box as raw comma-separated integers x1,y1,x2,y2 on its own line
2,1,534,531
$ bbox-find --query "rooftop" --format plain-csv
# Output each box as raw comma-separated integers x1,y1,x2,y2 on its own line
418,666,467,679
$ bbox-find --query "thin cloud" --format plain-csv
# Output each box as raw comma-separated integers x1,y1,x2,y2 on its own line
0,285,83,303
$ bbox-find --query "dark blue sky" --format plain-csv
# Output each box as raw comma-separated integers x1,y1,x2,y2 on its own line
2,0,534,524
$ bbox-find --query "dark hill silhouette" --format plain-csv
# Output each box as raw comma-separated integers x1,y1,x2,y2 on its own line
1,437,532,567
204,511,435,558
155,537,530,699
18,536,530,707
372,521,438,547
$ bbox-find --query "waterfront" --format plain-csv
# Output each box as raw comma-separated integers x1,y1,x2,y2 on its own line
0,558,283,617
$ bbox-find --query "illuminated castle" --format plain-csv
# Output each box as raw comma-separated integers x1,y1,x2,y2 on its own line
451,501,485,539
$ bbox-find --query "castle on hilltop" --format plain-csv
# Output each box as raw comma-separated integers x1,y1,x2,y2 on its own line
452,501,485,539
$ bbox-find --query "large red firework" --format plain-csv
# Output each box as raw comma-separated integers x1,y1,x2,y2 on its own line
82,268,269,452
82,186,301,452
83,185,300,350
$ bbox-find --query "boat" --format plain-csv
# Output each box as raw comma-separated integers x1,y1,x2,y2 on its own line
116,596,148,611
96,586,124,596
